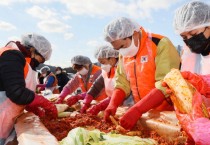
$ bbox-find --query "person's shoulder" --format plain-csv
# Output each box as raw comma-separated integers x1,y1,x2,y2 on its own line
0,50,25,63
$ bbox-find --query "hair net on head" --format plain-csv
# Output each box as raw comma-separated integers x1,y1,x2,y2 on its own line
71,55,92,65
104,17,140,42
21,33,52,61
173,1,210,34
40,66,50,73
94,45,119,59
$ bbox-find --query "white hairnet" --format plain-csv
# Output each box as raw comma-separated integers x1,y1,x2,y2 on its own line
94,45,119,59
104,17,140,42
21,33,52,61
173,1,210,34
71,55,92,65
40,66,50,73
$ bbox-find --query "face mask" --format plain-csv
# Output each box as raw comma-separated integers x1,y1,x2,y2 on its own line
30,58,40,70
42,73,47,77
184,30,210,56
119,36,139,57
56,70,61,75
101,64,112,73
78,67,88,75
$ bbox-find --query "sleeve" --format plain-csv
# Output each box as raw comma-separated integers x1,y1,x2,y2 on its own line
87,75,105,98
45,76,55,88
91,69,102,82
114,55,131,97
155,37,181,96
0,50,35,105
62,74,80,95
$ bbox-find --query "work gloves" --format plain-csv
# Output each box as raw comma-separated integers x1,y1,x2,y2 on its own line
80,94,94,113
26,94,57,119
54,87,70,104
87,97,111,115
36,84,46,93
119,88,165,130
181,71,210,97
66,93,86,107
104,88,126,121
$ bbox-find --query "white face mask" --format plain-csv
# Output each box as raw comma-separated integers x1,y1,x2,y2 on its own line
56,70,61,75
101,64,112,73
42,73,47,77
119,36,139,57
78,67,88,75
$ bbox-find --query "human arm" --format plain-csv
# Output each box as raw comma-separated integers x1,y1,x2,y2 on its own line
0,50,35,105
155,37,181,95
87,75,105,98
45,76,55,88
119,88,165,130
55,74,80,103
181,71,210,97
114,55,131,96
80,75,105,113
26,94,57,118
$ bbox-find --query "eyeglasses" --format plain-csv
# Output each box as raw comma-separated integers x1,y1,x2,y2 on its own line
72,64,84,71
34,50,45,62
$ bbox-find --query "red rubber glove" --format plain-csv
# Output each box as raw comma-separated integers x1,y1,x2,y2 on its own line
181,71,210,97
66,93,86,107
54,87,70,104
26,94,58,119
25,106,45,118
80,94,94,113
120,88,165,130
36,84,46,91
104,89,125,121
87,97,111,115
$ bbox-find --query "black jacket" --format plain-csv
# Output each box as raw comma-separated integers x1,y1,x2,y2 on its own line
56,73,69,92
0,50,35,105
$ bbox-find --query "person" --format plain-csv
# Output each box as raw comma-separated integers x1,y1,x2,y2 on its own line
164,1,210,144
55,67,69,92
80,45,122,114
173,1,210,75
36,66,59,94
0,33,57,145
38,72,44,84
55,55,107,106
103,17,181,130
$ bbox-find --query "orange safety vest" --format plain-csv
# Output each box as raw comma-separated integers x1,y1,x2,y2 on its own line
0,45,36,139
45,72,59,94
0,47,30,78
78,65,107,101
123,27,172,111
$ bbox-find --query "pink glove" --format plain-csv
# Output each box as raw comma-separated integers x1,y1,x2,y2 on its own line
80,94,94,113
66,93,86,107
120,88,165,130
104,89,125,121
87,97,111,115
181,71,210,97
26,94,58,119
55,87,70,104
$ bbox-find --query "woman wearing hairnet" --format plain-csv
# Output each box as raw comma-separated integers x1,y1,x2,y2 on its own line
103,17,180,130
0,33,57,145
55,55,107,106
166,1,210,144
36,66,59,94
80,45,133,115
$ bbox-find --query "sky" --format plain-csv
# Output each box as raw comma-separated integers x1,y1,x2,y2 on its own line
0,0,209,68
